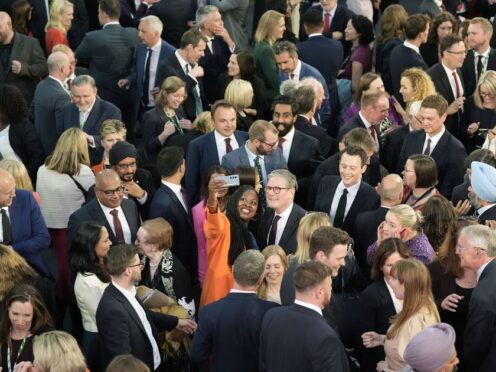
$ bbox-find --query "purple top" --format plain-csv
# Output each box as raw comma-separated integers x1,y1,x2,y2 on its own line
344,97,404,125
344,44,372,80
367,232,436,265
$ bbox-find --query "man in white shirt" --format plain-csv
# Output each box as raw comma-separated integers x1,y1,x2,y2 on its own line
96,243,196,371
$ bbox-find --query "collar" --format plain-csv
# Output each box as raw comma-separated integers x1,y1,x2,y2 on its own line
48,75,66,88
477,258,494,281
175,50,192,71
148,39,161,52
294,299,323,316
425,125,445,140
307,33,323,38
102,21,120,28
112,280,136,299
292,60,302,78
274,203,294,219
338,179,361,195
214,130,235,142
98,200,123,215
322,4,337,16
245,141,264,161
230,289,257,294
404,40,420,54
477,203,496,216
282,126,296,142
358,111,373,129
475,47,490,59
78,96,96,114
441,61,456,75
162,180,181,194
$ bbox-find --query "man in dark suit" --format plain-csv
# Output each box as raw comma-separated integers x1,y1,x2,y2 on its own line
67,0,89,50
272,95,324,209
0,12,47,103
190,250,277,371
109,141,156,221
315,146,380,237
33,52,72,156
457,225,496,372
427,34,466,138
196,5,235,105
75,0,139,142
62,75,122,147
185,101,249,205
461,17,496,98
398,94,466,199
0,168,51,278
381,118,420,173
156,28,208,121
68,169,141,245
468,161,496,225
96,244,196,371
261,260,350,372
389,14,429,102
221,120,287,185
149,146,198,282
257,170,306,255
354,174,403,278
118,15,176,121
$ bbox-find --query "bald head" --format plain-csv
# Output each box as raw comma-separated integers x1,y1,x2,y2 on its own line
47,51,70,75
0,168,16,207
0,12,14,45
380,174,403,205
95,169,124,208
95,169,120,187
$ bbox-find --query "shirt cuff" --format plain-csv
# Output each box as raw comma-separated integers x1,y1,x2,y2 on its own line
137,191,148,205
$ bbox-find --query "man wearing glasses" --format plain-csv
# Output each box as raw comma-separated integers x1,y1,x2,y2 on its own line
68,169,141,245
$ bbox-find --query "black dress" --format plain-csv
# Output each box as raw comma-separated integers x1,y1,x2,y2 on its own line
460,95,496,152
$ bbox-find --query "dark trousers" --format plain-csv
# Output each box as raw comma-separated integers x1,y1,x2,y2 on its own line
82,330,102,372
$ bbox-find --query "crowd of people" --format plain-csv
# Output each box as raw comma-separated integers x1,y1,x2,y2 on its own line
2,0,496,371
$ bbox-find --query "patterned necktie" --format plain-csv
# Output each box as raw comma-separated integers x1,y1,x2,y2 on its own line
110,209,125,244
225,138,233,153
254,156,266,207
424,138,432,156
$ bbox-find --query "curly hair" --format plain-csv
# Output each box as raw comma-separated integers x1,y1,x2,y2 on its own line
0,84,28,124
400,68,436,109
427,11,457,44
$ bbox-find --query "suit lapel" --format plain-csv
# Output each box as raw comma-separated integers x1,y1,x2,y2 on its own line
110,285,149,338
240,147,250,166
121,200,139,240
278,206,296,247
83,98,101,134
344,182,365,224
439,66,455,102
93,200,117,243
430,130,449,158
207,132,220,165
324,177,340,213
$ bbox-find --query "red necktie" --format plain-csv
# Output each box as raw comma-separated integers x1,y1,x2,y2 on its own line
110,209,125,243
424,138,432,156
452,71,461,98
369,126,377,142
324,11,330,33
278,137,285,150
225,138,233,153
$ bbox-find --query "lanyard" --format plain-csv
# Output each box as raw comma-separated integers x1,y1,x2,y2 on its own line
7,336,27,372
170,115,184,135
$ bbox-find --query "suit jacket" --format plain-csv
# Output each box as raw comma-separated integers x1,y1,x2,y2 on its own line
9,190,51,277
464,259,496,371
199,36,231,105
185,130,249,205
67,198,140,245
479,204,496,225
259,304,350,372
461,48,496,96
337,112,381,145
149,184,198,281
0,32,47,103
62,97,122,140
287,129,324,180
156,53,208,121
96,283,178,371
294,115,335,157
309,4,352,55
398,129,466,199
220,145,288,179
389,44,428,102
376,38,402,94
190,292,277,372
427,63,465,136
314,176,380,237
257,204,306,255
130,168,156,221
380,124,410,173
208,0,250,50
28,0,48,50
66,0,89,49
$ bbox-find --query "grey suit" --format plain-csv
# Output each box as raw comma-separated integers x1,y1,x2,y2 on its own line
33,76,72,156
209,0,250,50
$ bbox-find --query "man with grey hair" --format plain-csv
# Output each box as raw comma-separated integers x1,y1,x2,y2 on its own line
257,169,306,255
118,15,175,120
456,224,496,371
62,75,121,147
190,250,277,372
207,0,249,50
196,5,235,104
33,51,72,155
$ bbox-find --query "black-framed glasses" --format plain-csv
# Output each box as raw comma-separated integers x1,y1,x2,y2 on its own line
265,186,292,194
446,50,467,56
259,139,279,148
97,186,125,196
116,161,137,170
128,263,145,270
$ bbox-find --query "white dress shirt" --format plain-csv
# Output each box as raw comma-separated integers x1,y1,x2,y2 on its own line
384,277,403,314
214,130,239,163
0,125,21,161
474,47,490,78
294,299,323,316
358,111,380,150
423,126,445,155
175,50,200,97
404,40,420,54
329,180,361,224
144,39,162,107
268,204,294,245
162,180,188,212
98,201,132,244
245,143,268,184
280,126,296,163
289,60,302,81
79,97,96,128
441,62,464,99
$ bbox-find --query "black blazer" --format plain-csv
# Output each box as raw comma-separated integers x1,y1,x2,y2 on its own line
149,184,198,282
156,54,208,121
380,124,410,173
294,115,335,157
398,129,466,199
260,304,350,372
389,44,428,102
287,129,324,180
96,283,178,371
461,48,496,96
337,113,381,147
67,198,140,245
309,5,352,55
376,38,402,95
479,204,496,225
314,176,380,237
257,204,307,255
427,62,466,136
199,36,231,105
131,168,156,221
190,293,277,371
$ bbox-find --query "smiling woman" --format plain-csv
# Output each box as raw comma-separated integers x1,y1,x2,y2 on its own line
257,245,288,304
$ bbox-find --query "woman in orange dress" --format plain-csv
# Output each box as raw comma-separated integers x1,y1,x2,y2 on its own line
45,0,74,54
200,179,260,308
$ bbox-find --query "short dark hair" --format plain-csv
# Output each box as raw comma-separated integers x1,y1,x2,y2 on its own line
405,14,429,40
157,146,184,177
104,244,138,276
294,261,331,293
235,165,258,189
309,226,350,259
439,34,464,56
271,95,298,115
180,28,208,49
371,238,412,280
409,154,438,188
211,100,237,120
303,8,323,31
340,145,368,167
236,51,256,81
420,94,448,116
98,0,120,19
351,14,375,45
232,250,265,286
0,84,28,123
295,85,317,114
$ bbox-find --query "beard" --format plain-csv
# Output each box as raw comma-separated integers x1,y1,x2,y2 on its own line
468,191,481,210
275,121,293,137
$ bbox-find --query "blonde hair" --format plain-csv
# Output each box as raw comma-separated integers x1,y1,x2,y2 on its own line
0,244,38,300
192,111,214,134
400,68,436,110
224,79,254,110
155,76,187,108
257,245,288,300
46,128,90,175
474,70,496,109
33,331,87,372
45,0,73,32
99,119,127,139
387,259,440,339
255,10,285,44
295,212,331,264
388,204,424,232
469,17,493,34
0,159,33,191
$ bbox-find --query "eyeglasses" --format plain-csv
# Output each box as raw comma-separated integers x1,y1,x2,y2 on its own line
455,244,487,253
480,91,494,99
265,186,292,194
446,50,467,56
97,186,125,196
116,161,137,170
259,139,279,148
128,262,145,270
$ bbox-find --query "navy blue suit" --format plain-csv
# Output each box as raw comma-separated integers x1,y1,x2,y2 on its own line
337,113,381,145
380,124,410,173
294,115,336,157
185,130,249,205
389,44,428,102
398,129,466,199
149,184,198,282
9,190,51,277
190,292,277,371
199,37,232,105
461,48,496,97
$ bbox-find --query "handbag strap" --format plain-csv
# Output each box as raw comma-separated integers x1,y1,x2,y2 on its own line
67,174,88,198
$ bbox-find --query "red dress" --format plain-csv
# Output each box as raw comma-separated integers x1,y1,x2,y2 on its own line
45,27,68,54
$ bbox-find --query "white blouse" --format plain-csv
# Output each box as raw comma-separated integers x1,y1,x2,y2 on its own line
74,272,109,332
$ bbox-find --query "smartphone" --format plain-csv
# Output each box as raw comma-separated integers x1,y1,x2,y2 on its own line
215,175,240,187
479,128,489,138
